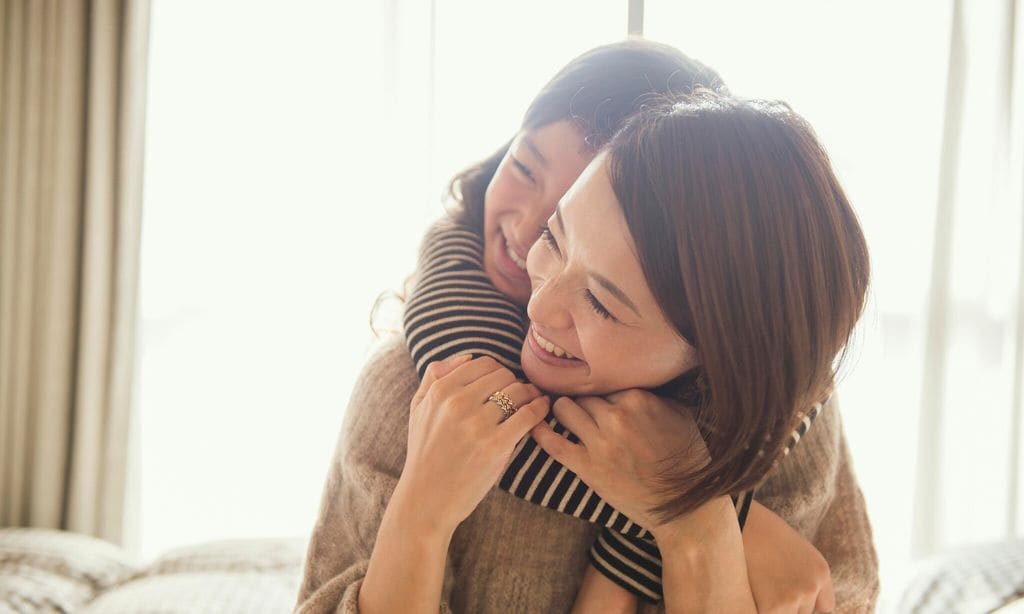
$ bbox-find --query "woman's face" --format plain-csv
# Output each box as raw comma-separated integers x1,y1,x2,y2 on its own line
483,120,594,305
521,153,699,396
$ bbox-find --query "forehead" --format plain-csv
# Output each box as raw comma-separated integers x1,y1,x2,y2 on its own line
559,156,653,306
520,120,594,164
560,154,620,222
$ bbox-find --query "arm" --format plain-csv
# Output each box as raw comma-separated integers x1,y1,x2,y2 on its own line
358,479,456,614
403,217,528,378
294,340,458,614
805,424,879,613
743,501,836,613
754,394,880,613
570,564,639,614
580,393,821,608
654,496,757,614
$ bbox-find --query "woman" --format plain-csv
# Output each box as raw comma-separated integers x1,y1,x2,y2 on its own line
410,39,872,608
398,41,836,609
292,44,876,614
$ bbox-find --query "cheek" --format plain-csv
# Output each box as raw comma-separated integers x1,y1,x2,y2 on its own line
574,321,616,368
633,336,696,387
581,327,693,390
484,167,522,224
525,242,545,277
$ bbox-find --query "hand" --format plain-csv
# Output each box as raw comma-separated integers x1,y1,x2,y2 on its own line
743,502,835,614
402,355,551,533
528,388,709,534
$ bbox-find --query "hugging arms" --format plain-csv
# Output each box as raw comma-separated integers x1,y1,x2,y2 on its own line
296,40,879,614
396,212,873,612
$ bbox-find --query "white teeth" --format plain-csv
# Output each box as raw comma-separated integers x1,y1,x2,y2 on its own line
532,328,576,360
505,234,527,270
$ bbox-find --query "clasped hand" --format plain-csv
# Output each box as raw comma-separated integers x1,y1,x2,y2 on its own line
529,389,709,535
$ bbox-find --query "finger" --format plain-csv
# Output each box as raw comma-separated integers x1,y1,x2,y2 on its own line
815,577,836,613
411,354,472,410
528,415,590,478
431,352,475,379
798,600,814,614
550,396,602,445
485,382,543,423
463,365,518,407
497,395,551,446
441,355,508,388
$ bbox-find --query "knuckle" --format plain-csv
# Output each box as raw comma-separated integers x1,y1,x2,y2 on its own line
476,355,499,369
514,383,535,401
619,388,648,405
604,407,628,429
423,385,443,407
815,556,832,578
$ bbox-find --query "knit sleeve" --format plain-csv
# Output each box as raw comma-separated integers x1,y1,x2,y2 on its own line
753,394,880,613
403,217,528,380
807,417,880,613
294,338,457,614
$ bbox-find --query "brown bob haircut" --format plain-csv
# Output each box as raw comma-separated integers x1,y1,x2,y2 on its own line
607,90,871,523
448,38,725,231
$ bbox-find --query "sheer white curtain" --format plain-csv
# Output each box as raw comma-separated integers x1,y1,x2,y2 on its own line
646,0,1024,608
910,0,1024,555
138,1,1024,609
135,0,625,560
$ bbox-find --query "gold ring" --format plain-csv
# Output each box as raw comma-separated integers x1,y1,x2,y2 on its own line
488,390,518,422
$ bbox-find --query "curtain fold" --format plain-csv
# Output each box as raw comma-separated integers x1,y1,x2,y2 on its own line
0,0,151,546
913,0,1024,559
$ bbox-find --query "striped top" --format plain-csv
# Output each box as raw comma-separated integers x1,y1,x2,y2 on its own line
403,218,821,602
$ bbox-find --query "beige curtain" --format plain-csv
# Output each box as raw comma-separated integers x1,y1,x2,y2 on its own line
0,0,150,546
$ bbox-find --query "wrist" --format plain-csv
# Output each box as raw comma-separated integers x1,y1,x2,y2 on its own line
651,495,737,553
390,477,458,543
654,496,756,614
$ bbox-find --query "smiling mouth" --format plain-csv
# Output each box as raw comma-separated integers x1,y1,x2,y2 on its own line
503,230,528,271
531,327,577,360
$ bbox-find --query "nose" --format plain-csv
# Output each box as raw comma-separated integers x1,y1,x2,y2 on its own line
526,273,574,331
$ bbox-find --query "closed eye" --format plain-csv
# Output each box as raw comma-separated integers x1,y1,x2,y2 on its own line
512,157,535,183
540,224,560,255
583,289,617,322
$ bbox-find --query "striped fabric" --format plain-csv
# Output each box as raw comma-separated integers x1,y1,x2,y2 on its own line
403,218,820,602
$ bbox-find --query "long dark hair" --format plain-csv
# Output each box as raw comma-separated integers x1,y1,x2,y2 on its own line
608,90,870,524
447,38,726,233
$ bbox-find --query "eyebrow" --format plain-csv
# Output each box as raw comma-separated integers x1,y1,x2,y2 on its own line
553,204,642,319
522,136,549,168
591,272,641,318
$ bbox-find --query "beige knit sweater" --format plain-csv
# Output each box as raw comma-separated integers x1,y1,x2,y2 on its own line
294,336,879,613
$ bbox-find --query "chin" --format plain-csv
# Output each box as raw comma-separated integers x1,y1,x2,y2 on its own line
522,362,572,395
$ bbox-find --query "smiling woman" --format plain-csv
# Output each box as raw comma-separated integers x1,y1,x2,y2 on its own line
521,160,698,396
537,90,871,523
297,40,878,614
